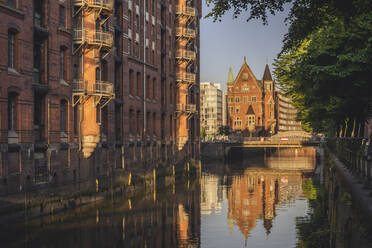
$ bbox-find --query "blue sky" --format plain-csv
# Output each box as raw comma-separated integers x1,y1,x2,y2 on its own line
200,2,291,89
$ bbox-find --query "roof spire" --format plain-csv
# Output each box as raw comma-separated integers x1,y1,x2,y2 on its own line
227,65,234,84
244,56,246,63
262,64,273,81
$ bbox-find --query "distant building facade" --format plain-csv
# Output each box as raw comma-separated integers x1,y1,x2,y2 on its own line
276,94,303,132
227,58,277,136
200,82,223,138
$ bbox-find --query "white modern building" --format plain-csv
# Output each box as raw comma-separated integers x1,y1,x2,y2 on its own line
200,82,224,139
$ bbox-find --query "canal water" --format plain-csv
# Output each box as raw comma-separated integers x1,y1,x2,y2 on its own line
0,147,316,248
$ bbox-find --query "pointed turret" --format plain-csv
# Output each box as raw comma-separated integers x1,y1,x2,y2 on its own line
262,64,273,81
227,65,234,84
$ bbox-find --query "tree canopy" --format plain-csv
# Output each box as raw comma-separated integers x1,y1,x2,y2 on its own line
206,0,372,137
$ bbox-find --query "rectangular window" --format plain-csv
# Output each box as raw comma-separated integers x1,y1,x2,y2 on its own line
128,10,132,27
152,25,155,41
243,96,248,103
252,96,256,102
236,107,239,113
151,0,155,15
8,0,15,8
128,39,132,55
136,15,139,32
152,50,155,64
60,49,65,80
8,32,15,68
59,5,65,27
235,97,240,103
135,42,139,57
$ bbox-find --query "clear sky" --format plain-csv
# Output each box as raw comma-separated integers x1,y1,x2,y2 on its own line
200,2,291,90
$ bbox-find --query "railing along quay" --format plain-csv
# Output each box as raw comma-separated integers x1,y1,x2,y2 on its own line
328,138,372,182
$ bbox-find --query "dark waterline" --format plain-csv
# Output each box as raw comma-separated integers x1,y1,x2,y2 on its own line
0,147,316,248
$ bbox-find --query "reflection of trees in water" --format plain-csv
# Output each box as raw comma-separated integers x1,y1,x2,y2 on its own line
227,169,307,241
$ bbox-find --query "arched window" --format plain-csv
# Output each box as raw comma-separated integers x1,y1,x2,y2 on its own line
60,100,67,132
152,112,156,136
8,92,18,131
129,69,134,95
129,109,134,135
136,110,141,136
146,75,151,99
137,72,142,97
8,30,17,69
60,47,67,80
153,78,156,100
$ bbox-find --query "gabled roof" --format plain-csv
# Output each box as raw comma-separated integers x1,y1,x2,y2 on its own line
246,105,255,115
234,57,262,91
262,64,273,81
227,65,234,84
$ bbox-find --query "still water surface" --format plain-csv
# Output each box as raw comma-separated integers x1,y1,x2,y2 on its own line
1,147,316,247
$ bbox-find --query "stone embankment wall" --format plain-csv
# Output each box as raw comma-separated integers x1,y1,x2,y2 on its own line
322,148,372,248
200,142,225,161
0,154,201,221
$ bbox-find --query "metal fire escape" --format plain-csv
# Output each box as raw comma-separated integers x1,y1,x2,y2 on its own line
72,0,115,158
175,3,197,118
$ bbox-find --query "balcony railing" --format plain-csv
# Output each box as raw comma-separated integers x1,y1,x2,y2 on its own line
176,104,197,114
176,50,196,61
72,80,114,97
175,27,196,38
73,0,113,11
176,72,196,84
73,29,113,48
175,5,196,17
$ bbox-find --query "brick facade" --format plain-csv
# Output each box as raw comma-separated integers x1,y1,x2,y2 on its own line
0,0,200,194
227,59,276,137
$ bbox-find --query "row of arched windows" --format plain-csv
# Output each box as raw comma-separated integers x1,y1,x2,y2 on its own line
129,70,157,99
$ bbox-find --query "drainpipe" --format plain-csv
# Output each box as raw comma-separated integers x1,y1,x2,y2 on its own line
143,0,147,138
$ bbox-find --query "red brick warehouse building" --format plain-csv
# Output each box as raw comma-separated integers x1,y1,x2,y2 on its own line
227,58,277,137
0,0,201,194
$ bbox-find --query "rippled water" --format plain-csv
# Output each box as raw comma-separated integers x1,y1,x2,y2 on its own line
0,147,316,248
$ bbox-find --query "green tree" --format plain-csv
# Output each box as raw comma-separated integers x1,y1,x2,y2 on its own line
274,13,372,136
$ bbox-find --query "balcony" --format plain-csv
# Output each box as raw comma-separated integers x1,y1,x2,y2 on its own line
176,49,196,61
73,29,113,49
175,5,196,17
72,80,115,98
175,27,195,39
176,72,196,84
176,104,197,114
73,0,113,13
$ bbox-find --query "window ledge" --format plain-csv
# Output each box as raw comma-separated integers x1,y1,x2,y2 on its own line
57,26,71,35
60,79,69,86
0,2,24,18
8,68,20,77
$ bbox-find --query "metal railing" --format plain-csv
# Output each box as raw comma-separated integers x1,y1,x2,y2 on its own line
73,29,113,47
176,72,196,84
73,0,113,10
328,138,372,181
175,5,196,16
72,80,114,96
175,27,196,38
176,49,196,60
176,103,197,113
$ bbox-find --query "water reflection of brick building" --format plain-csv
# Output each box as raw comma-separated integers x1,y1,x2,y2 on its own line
227,170,304,240
2,179,201,247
